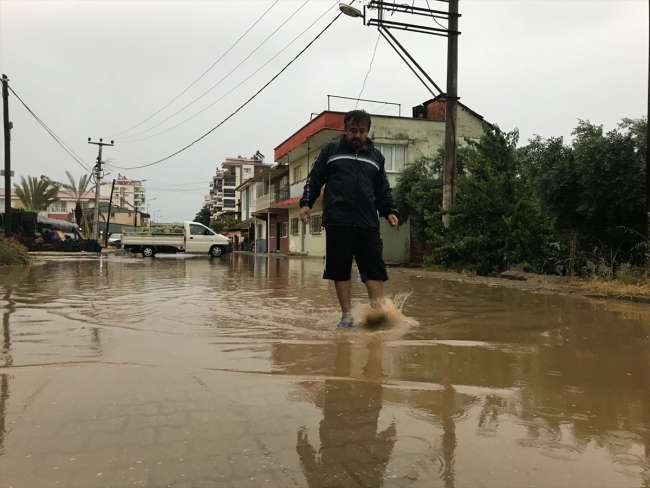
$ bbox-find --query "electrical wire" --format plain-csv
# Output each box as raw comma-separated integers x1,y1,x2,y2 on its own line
356,32,381,109
111,0,341,148
110,1,280,138
8,86,93,173
108,3,349,171
426,0,448,30
117,0,311,141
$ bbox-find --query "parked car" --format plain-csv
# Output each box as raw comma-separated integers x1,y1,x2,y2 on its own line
122,222,232,258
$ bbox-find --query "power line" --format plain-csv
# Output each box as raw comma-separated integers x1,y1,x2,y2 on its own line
356,32,381,109
112,0,341,147
117,0,311,141
426,0,448,30
111,4,348,171
110,1,280,138
8,86,92,173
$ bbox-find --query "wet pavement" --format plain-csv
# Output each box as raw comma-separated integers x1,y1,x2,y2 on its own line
0,253,649,488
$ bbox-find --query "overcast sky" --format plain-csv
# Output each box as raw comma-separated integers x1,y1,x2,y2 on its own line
0,0,646,222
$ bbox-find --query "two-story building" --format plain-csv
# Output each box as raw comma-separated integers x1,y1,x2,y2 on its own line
236,165,289,252
273,96,485,263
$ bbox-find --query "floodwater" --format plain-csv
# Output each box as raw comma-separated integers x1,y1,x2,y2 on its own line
0,254,649,488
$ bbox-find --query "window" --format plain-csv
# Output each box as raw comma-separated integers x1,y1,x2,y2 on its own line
293,166,303,183
269,224,276,238
224,177,236,186
51,202,67,212
223,189,236,197
223,199,236,208
243,167,252,174
377,144,406,172
110,212,115,218
281,222,288,238
290,218,300,235
310,215,322,235
257,223,263,237
189,224,205,236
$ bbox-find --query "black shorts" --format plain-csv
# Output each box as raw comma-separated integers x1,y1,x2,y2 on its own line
323,226,388,282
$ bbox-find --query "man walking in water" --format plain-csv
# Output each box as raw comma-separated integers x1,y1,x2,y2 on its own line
300,110,399,328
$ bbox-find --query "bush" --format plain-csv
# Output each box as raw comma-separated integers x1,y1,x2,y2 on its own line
0,238,31,266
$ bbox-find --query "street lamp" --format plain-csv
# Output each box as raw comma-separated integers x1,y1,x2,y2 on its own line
154,210,161,224
339,3,362,18
147,197,157,215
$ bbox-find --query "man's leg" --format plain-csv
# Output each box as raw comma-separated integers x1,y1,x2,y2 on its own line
365,279,383,307
355,228,388,308
324,226,355,327
334,280,352,313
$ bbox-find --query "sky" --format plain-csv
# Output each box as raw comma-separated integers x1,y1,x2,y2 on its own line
0,0,647,223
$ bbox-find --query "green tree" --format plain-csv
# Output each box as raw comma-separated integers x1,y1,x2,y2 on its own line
14,176,60,211
60,171,92,228
210,216,238,234
521,118,646,263
393,145,471,246
194,205,211,226
427,126,553,275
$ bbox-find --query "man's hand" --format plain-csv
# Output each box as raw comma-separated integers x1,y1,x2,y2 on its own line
300,206,311,225
388,214,399,228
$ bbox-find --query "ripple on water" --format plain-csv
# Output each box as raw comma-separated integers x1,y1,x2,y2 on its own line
605,430,643,441
611,453,650,478
536,405,564,418
514,420,561,443
564,385,585,394
537,442,582,461
546,370,563,377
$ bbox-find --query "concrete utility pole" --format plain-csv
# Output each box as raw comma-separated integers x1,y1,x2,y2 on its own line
2,75,12,238
87,138,113,240
442,0,459,228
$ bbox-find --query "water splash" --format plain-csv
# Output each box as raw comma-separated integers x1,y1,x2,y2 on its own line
352,291,413,329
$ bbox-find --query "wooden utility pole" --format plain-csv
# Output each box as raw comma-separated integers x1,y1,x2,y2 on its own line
2,75,12,238
442,0,459,228
87,138,113,240
647,0,650,239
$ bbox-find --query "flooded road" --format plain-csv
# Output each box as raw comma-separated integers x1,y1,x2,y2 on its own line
0,253,649,488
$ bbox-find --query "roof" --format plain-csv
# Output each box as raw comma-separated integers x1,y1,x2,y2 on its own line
234,166,288,191
227,217,255,231
274,112,346,162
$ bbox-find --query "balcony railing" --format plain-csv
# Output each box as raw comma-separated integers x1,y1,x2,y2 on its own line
276,186,290,203
289,179,306,199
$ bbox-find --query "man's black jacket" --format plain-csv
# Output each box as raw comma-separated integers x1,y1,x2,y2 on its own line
299,136,399,230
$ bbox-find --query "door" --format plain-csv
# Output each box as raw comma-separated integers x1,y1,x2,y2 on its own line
186,223,213,253
276,223,281,251
301,222,306,252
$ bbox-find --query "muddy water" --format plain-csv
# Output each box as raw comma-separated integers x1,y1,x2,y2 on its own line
0,254,649,488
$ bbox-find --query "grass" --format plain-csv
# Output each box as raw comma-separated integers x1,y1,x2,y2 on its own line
0,238,31,266
572,267,650,299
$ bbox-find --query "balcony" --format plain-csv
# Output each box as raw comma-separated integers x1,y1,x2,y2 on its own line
289,179,306,199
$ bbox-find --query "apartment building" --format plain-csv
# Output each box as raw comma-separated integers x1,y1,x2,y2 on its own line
100,175,146,214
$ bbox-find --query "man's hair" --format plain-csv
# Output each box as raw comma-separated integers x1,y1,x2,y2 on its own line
344,110,372,129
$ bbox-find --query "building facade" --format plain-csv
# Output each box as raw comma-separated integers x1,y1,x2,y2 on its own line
0,188,108,224
100,176,146,214
273,98,485,263
207,154,269,222
236,165,290,252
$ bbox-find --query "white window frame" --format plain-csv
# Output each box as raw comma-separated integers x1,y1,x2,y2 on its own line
281,222,288,238
310,215,322,235
290,218,300,235
269,223,276,238
293,166,303,184
377,144,406,172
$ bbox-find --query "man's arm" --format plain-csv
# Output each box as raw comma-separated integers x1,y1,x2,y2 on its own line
374,155,400,226
300,146,328,210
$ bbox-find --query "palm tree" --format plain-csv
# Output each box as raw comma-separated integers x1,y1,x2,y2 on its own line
60,171,92,228
14,176,59,211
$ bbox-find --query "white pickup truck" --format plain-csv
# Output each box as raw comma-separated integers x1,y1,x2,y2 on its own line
122,221,232,258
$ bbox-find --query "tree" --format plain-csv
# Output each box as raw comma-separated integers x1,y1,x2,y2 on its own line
521,118,646,263
427,126,553,275
393,145,471,247
210,216,238,234
59,171,92,228
194,205,211,226
14,176,60,211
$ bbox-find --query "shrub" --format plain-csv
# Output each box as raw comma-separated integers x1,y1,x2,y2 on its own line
0,238,31,266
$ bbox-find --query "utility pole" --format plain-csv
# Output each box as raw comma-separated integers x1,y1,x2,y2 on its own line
646,0,650,239
442,0,459,227
104,179,116,248
87,138,113,240
2,75,12,238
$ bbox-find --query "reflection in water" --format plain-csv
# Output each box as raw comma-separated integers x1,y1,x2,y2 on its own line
297,341,396,488
0,374,7,455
